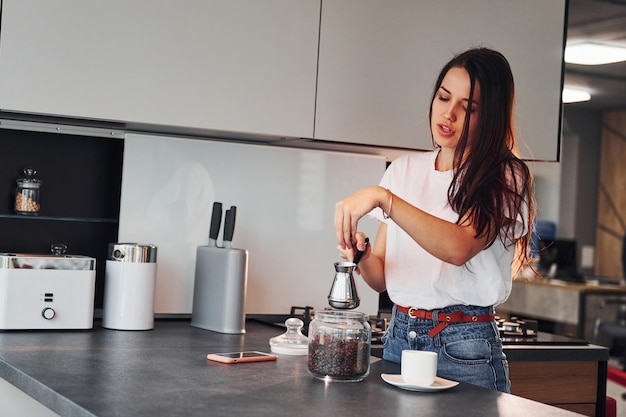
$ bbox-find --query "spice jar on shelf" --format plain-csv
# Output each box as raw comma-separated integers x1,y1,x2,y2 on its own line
307,310,371,382
15,168,42,215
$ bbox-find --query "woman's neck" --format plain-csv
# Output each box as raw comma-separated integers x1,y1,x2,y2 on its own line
435,149,454,172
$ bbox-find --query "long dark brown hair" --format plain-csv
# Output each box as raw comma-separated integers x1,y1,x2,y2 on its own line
428,47,535,274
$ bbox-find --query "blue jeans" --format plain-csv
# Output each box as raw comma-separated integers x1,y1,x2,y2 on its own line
382,304,510,393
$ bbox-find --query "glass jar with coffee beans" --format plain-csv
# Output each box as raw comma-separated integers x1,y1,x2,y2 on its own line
15,168,42,215
307,310,371,382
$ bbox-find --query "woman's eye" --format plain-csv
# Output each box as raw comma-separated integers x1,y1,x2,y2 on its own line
437,94,449,102
463,105,477,114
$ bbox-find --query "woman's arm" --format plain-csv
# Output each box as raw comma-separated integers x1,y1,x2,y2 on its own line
334,186,492,266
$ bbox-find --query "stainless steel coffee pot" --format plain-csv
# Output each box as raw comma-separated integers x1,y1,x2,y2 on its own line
328,238,369,309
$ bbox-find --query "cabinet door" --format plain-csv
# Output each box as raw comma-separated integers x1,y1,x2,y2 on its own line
315,0,566,160
0,0,320,139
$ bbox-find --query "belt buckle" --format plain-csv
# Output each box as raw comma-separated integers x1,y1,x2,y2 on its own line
407,307,418,318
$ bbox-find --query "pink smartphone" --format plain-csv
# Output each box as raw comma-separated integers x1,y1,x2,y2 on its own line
206,351,278,364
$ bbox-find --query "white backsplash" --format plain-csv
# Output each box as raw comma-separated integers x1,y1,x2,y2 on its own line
119,133,386,316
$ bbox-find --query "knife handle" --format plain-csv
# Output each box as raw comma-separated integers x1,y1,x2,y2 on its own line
223,206,237,243
209,202,223,242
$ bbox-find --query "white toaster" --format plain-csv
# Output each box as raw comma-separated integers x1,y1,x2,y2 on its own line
0,253,96,330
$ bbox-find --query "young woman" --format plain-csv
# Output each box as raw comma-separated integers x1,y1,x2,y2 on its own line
333,47,535,393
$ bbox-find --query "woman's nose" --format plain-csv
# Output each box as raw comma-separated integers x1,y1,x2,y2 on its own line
444,107,456,122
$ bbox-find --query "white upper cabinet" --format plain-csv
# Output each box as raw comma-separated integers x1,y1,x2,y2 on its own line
0,1,566,160
0,1,320,139
315,0,567,161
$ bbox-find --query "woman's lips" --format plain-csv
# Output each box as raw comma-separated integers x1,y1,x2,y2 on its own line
437,123,454,137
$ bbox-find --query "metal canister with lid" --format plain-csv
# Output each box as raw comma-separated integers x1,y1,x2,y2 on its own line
102,243,158,330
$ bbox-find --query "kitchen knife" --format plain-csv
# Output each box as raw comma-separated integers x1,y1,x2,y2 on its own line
209,202,223,247
223,206,237,249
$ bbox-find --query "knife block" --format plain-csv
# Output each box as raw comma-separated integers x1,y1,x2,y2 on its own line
190,245,248,334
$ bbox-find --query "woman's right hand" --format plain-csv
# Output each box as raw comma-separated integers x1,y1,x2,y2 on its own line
334,186,389,250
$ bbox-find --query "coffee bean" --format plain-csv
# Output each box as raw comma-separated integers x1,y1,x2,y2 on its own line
308,334,369,378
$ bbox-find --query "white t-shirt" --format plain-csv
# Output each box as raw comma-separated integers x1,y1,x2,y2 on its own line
369,150,526,310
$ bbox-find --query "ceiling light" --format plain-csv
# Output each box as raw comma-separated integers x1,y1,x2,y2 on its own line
565,42,626,65
562,88,591,104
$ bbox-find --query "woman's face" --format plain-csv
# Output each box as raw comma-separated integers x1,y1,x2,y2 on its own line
431,66,481,152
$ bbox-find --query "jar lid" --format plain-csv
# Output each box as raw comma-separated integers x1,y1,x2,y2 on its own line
269,318,308,355
16,168,42,187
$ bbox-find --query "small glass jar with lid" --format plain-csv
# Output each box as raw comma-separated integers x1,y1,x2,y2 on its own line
269,317,309,355
307,310,371,382
15,168,42,215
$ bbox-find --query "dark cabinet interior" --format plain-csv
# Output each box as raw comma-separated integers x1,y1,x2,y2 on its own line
0,128,124,308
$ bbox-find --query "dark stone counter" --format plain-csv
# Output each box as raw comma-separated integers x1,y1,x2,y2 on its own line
0,319,588,417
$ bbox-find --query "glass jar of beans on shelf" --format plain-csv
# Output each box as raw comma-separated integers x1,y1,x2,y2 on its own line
15,168,42,215
307,310,371,382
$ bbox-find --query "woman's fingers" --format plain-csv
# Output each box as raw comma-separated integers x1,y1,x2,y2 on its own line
334,200,355,249
334,202,347,248
337,244,354,262
354,234,369,252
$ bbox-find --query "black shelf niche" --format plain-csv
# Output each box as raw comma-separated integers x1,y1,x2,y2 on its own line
0,127,124,308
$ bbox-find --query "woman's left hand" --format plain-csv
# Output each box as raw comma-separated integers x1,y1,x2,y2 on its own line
337,232,369,261
334,186,387,250
337,232,370,274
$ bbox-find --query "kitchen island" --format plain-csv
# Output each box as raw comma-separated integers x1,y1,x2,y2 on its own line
0,319,598,417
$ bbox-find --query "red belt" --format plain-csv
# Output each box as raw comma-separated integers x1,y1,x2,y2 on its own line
395,305,495,337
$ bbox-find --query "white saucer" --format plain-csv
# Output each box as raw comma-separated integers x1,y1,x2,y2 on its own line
381,374,459,392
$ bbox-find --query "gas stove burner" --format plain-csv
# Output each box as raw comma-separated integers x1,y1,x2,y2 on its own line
368,317,388,343
496,316,538,339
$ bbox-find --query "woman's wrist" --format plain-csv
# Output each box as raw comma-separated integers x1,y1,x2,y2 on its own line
380,187,393,219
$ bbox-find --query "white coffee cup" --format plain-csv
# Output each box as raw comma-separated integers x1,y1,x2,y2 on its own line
401,350,437,386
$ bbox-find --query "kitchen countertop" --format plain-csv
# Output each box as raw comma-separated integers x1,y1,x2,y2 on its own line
500,278,626,340
0,319,592,417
